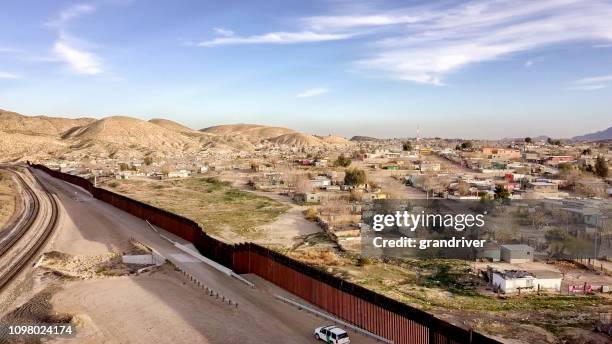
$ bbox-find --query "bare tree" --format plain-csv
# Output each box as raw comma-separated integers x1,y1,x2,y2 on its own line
294,173,312,194
457,181,471,196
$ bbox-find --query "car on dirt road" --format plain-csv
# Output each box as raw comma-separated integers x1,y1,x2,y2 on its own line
314,325,350,344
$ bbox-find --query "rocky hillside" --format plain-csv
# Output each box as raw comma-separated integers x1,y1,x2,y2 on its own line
0,109,351,161
201,123,352,148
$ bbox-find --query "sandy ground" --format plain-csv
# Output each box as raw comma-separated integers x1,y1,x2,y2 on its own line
250,191,321,247
1,169,378,344
50,270,285,344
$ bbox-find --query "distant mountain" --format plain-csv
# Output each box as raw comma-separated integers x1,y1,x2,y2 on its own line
573,126,612,141
200,123,351,147
500,135,550,142
350,135,382,142
200,124,295,141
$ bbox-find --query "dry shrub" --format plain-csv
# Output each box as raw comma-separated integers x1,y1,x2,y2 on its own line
304,206,318,221
291,249,342,266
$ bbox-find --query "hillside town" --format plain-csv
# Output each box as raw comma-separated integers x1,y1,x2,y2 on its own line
40,127,612,288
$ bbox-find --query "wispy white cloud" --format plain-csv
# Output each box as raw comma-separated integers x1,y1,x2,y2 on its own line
47,3,106,76
213,27,234,37
47,3,96,27
304,13,424,30
352,0,612,84
525,56,544,67
199,31,353,47
297,87,329,98
0,71,20,79
53,40,103,75
200,1,612,84
568,74,612,90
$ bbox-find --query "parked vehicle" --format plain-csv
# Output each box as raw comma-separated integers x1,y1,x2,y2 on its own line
314,325,350,344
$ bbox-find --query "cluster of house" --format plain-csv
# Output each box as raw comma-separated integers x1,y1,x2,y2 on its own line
439,144,609,174
356,149,441,172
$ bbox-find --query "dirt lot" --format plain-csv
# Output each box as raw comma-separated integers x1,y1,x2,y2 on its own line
214,170,324,247
101,176,288,242
47,267,276,344
0,170,18,231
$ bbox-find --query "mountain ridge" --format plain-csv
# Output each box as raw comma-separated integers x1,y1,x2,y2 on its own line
0,109,351,161
573,126,612,141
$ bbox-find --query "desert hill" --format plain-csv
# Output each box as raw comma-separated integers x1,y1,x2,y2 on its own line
149,118,197,134
350,135,381,142
0,109,94,136
266,132,324,147
62,116,198,151
201,124,296,140
201,123,352,148
319,135,351,145
0,109,347,161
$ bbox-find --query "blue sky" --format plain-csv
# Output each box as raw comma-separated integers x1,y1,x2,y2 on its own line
1,0,611,139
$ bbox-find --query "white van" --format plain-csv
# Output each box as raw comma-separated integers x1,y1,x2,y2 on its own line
314,325,350,344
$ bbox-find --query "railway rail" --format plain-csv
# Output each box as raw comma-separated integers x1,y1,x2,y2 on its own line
0,167,59,290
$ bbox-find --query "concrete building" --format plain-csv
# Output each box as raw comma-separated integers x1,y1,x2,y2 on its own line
480,147,521,160
529,181,558,193
310,176,332,189
500,244,534,263
419,162,440,172
491,269,562,294
168,169,190,178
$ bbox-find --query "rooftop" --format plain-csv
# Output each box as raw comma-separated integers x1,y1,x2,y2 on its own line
500,244,533,251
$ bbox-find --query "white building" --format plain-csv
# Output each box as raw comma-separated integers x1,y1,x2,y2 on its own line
491,270,562,294
310,177,332,188
168,169,190,178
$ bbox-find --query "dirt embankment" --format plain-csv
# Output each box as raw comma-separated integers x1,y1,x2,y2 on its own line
0,170,18,232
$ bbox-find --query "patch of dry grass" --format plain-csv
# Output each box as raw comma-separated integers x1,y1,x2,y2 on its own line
101,177,288,241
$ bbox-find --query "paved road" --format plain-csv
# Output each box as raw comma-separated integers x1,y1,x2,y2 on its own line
34,169,378,344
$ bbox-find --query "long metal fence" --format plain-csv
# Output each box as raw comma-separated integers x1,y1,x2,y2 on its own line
30,163,500,344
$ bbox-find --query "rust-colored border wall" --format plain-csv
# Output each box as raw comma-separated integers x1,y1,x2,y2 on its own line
30,164,499,344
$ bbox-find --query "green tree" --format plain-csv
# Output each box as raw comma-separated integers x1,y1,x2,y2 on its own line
119,163,129,171
594,155,608,178
524,137,532,143
581,148,592,155
557,162,573,172
344,168,367,186
334,154,352,167
494,185,510,200
143,156,153,166
460,141,472,150
402,141,412,151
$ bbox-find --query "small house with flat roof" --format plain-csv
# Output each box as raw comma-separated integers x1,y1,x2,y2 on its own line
500,244,534,263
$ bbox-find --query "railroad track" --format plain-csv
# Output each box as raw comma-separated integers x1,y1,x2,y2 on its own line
0,167,59,290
